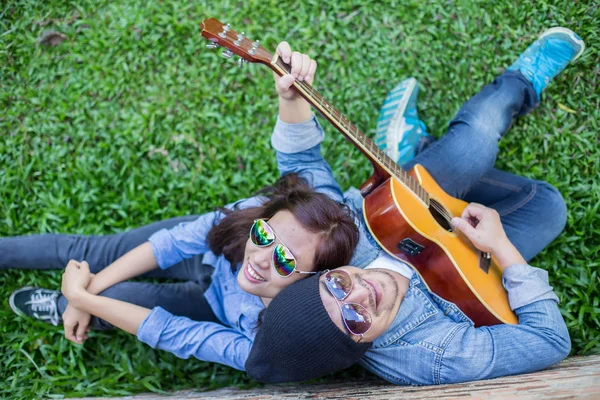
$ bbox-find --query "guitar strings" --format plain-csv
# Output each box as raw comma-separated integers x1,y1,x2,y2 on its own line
277,59,457,226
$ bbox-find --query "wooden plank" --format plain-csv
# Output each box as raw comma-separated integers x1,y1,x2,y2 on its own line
77,355,600,399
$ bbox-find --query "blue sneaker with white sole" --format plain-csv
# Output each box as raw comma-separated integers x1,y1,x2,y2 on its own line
507,27,585,97
375,77,430,165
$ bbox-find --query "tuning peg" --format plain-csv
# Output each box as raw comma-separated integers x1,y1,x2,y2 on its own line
206,42,219,49
238,57,247,68
249,40,259,55
222,49,234,59
234,32,245,46
218,24,231,38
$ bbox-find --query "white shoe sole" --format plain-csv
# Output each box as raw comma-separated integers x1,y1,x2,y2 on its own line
382,78,418,161
540,27,586,60
9,286,35,317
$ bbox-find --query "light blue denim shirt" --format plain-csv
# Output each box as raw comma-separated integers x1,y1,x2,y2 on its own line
271,114,571,385
137,197,265,371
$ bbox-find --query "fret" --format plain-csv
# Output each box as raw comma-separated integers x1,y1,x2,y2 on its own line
381,154,389,168
317,95,324,109
338,115,349,130
335,108,343,120
367,140,374,156
340,116,348,133
346,118,353,133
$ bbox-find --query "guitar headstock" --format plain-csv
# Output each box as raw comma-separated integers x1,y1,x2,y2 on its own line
201,18,273,66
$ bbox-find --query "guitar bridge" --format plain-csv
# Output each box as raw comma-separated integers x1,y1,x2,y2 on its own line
479,251,491,274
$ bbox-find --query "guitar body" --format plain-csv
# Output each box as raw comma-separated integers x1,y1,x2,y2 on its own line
362,164,518,326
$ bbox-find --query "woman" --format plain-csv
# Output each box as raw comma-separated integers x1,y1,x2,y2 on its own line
5,47,359,372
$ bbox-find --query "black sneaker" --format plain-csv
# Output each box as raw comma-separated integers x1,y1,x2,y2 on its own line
9,287,62,326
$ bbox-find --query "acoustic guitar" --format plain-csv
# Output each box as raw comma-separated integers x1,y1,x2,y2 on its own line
201,17,518,326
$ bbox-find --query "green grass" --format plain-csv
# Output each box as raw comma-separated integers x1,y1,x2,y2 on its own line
1,0,599,397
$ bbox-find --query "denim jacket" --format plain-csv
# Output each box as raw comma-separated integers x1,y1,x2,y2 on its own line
272,114,571,385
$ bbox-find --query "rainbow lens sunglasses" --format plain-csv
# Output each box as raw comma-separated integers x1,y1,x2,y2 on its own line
324,270,372,339
249,219,317,278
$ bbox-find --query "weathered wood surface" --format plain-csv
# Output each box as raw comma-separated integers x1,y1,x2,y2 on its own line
79,355,599,399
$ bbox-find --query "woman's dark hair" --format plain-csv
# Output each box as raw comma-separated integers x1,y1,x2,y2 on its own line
206,173,359,273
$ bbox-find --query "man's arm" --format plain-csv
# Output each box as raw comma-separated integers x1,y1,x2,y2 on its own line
438,204,571,383
438,273,569,384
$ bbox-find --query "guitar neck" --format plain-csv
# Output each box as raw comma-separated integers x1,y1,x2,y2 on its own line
269,55,429,203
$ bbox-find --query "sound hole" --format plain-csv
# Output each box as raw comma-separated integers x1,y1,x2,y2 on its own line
429,199,454,232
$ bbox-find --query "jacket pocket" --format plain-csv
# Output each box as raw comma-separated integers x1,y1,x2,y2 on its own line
373,284,439,348
428,291,474,325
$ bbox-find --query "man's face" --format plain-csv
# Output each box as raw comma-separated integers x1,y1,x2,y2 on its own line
318,266,406,342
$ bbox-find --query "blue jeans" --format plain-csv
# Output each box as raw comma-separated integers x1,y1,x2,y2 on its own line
0,216,219,329
405,71,567,261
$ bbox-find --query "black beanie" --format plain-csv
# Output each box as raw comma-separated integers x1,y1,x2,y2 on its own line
245,273,372,383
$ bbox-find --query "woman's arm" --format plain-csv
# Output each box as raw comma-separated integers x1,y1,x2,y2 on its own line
85,242,158,295
62,260,151,334
274,41,315,123
62,243,157,343
62,211,221,344
89,208,226,296
62,261,252,370
270,43,346,203
71,289,150,335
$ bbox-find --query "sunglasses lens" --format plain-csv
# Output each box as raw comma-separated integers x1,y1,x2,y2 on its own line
341,303,372,336
325,271,352,300
273,244,296,277
250,220,275,246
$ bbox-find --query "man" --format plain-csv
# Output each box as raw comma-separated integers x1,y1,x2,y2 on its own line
245,27,584,384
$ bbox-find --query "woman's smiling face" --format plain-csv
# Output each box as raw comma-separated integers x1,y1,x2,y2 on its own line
237,210,322,305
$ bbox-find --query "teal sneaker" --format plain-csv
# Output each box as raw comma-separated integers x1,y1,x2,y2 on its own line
375,78,429,165
507,27,585,97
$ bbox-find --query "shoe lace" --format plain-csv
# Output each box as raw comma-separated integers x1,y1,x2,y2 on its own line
521,39,573,91
25,291,60,326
